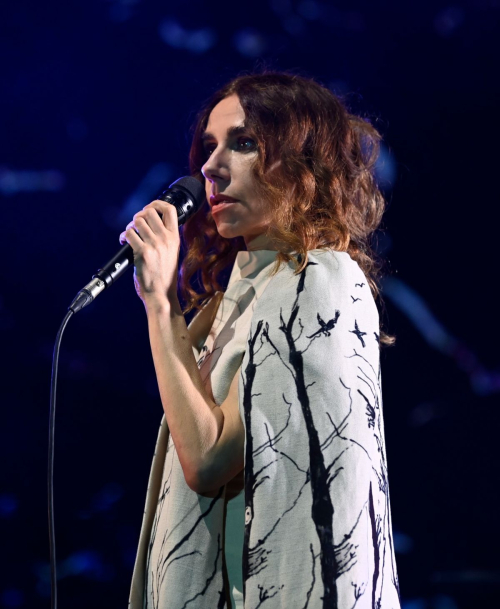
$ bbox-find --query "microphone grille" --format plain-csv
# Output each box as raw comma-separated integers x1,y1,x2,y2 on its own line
169,176,205,207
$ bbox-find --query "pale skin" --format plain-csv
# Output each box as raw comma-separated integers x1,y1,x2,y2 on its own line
120,95,275,494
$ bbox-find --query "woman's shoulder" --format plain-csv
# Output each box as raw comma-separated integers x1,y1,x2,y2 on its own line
289,248,369,291
250,246,380,357
263,247,376,314
307,248,363,274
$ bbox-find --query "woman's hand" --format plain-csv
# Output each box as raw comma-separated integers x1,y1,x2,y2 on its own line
119,200,180,307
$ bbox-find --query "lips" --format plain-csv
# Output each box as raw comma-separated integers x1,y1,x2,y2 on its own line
211,201,235,215
210,194,238,207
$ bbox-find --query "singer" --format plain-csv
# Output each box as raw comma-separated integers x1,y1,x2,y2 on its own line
126,72,401,608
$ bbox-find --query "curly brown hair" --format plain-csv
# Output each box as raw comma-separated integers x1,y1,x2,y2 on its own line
178,71,394,346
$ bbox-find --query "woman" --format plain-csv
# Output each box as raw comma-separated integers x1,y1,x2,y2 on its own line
125,72,401,608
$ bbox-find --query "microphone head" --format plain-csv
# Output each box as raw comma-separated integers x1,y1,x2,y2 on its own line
169,176,205,208
159,175,206,226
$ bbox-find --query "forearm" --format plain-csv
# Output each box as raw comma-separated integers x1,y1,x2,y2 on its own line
144,294,223,489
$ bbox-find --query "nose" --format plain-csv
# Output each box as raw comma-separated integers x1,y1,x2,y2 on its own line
201,146,230,185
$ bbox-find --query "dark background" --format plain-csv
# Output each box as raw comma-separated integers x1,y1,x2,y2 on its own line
1,0,499,607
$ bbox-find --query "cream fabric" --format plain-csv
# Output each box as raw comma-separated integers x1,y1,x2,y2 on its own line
129,248,401,608
129,249,280,608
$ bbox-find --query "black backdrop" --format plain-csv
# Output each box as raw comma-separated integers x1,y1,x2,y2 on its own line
1,1,499,607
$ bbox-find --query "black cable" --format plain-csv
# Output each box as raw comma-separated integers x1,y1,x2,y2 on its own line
48,309,74,609
46,177,202,606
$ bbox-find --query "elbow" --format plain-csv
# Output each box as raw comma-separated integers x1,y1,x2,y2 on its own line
185,468,203,493
186,476,206,495
184,466,210,494
186,466,219,495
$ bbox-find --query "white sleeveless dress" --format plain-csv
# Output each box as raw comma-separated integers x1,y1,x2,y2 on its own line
143,249,280,608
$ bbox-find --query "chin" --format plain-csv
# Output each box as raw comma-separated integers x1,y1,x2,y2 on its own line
214,223,245,240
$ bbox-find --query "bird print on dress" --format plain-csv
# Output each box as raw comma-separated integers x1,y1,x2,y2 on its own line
306,311,341,339
350,320,367,348
128,251,400,609
239,255,400,608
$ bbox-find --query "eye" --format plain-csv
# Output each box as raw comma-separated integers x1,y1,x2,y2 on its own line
203,143,216,157
237,137,257,152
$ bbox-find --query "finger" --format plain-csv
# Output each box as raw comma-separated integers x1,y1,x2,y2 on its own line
120,223,141,245
123,226,144,251
145,201,179,233
120,218,145,244
132,215,156,244
136,206,166,236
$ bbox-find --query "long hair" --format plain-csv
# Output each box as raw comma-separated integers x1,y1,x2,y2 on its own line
179,71,394,345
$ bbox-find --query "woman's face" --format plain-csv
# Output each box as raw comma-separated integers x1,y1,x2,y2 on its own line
201,94,275,250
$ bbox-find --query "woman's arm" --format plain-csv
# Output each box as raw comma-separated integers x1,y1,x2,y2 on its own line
145,295,225,491
120,200,236,492
148,295,245,494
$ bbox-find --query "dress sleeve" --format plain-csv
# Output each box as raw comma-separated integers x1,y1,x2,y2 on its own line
239,250,400,609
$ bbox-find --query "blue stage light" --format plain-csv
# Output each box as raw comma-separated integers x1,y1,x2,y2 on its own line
233,28,267,58
434,7,465,37
297,0,321,21
0,589,24,609
375,143,397,191
159,19,216,54
0,493,18,518
0,167,65,195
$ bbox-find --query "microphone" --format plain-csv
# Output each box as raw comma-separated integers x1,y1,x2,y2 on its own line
69,176,205,313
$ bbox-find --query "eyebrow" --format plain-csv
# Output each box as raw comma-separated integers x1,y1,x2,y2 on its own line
201,124,248,142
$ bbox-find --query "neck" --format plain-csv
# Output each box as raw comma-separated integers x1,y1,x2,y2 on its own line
244,234,277,251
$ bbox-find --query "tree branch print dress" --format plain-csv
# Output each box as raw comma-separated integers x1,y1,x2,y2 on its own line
128,248,401,609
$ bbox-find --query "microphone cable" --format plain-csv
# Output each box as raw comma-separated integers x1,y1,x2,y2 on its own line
47,176,204,608
48,309,73,609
